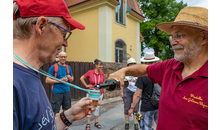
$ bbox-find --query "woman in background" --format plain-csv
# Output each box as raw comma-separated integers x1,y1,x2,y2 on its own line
80,59,104,130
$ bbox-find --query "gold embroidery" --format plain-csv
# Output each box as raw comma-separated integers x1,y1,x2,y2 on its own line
190,94,203,101
199,101,208,108
183,94,208,108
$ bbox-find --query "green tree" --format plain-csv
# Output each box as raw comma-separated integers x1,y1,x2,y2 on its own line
138,0,187,61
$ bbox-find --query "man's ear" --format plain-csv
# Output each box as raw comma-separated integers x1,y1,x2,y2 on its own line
201,31,208,45
35,16,47,36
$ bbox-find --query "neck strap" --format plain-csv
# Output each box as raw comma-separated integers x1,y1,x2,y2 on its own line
13,53,99,94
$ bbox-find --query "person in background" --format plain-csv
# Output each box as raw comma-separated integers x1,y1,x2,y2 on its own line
13,0,98,129
46,51,74,120
123,58,139,130
108,6,208,130
80,59,104,130
128,52,161,130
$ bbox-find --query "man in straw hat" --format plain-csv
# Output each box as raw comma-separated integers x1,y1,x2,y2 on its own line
108,6,208,130
13,0,98,129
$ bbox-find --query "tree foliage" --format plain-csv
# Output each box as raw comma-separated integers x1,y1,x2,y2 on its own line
138,0,187,61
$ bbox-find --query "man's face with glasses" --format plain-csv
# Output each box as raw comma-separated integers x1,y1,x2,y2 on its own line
58,52,67,65
32,19,71,62
170,25,203,62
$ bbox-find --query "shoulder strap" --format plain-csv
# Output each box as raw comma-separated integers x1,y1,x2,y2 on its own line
54,63,59,78
51,63,59,91
66,65,69,76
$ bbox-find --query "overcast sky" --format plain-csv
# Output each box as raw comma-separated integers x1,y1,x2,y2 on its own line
144,0,208,53
176,0,208,9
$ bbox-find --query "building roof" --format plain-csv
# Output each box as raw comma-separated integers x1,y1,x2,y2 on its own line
66,0,144,18
66,0,94,8
127,0,143,17
66,0,85,5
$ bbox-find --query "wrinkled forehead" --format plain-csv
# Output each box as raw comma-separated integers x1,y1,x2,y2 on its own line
171,25,197,35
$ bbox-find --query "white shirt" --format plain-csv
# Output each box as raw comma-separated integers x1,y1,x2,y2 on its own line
125,76,137,92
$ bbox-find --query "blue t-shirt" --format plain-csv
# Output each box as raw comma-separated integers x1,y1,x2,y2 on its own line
13,63,56,130
48,63,73,93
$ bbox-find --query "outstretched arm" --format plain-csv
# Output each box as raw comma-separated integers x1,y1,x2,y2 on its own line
108,64,148,92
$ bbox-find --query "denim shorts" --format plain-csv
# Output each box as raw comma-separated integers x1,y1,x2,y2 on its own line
123,88,140,115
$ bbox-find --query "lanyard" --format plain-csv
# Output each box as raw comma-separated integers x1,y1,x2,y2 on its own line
13,53,99,94
94,74,100,85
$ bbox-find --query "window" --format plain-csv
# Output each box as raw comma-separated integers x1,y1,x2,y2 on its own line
115,40,127,63
115,0,125,25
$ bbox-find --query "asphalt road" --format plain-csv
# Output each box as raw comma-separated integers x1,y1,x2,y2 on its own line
68,98,157,130
68,100,136,130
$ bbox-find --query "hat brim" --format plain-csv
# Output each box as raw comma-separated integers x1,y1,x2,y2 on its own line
156,21,208,34
64,16,85,31
127,61,137,65
140,57,160,62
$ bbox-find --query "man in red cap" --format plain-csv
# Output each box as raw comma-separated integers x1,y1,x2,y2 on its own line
13,0,97,130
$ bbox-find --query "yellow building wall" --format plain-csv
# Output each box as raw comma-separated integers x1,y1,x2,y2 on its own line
66,2,140,63
112,10,138,61
66,8,99,62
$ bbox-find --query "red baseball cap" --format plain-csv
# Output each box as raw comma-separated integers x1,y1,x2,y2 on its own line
13,0,85,30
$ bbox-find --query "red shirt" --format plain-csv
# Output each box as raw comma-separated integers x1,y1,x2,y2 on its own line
84,69,104,95
147,59,208,130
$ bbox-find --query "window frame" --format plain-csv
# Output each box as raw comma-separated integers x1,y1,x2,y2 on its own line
115,0,126,25
115,40,127,63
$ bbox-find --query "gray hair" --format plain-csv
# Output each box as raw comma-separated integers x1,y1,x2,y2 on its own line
13,2,64,39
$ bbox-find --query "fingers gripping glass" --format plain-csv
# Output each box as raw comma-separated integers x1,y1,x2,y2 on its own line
32,21,72,40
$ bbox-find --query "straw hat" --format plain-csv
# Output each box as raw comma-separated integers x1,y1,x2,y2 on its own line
140,52,160,62
156,6,208,34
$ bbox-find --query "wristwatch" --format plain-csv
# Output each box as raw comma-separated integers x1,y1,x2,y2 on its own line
60,112,72,126
131,107,135,109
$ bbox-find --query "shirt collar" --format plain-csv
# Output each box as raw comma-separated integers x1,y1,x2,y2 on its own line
172,60,208,78
172,60,183,71
92,69,101,75
197,60,208,77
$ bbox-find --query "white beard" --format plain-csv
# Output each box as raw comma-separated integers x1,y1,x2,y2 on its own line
173,39,202,62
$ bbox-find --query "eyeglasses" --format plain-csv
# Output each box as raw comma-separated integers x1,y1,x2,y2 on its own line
59,56,67,59
32,21,72,40
169,29,205,43
169,33,186,43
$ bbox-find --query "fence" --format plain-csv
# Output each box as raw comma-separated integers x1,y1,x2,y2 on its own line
39,61,126,101
39,61,94,101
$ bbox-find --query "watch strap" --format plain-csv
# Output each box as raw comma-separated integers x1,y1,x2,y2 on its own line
131,107,135,109
60,111,72,126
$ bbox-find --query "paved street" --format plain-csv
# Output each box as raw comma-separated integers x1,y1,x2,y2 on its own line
66,97,157,130
68,99,135,130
